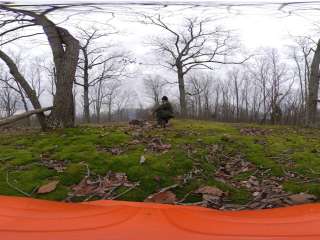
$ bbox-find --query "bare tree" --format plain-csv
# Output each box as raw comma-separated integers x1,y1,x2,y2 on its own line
104,81,122,122
76,27,129,123
290,37,313,124
228,69,242,121
0,4,80,129
0,82,19,118
114,89,136,121
186,74,210,118
90,62,123,123
143,74,167,106
143,15,248,116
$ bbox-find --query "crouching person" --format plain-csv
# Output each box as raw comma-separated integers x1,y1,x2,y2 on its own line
153,96,174,128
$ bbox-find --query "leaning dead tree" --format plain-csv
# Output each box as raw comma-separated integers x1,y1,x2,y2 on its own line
143,15,249,117
0,4,79,129
0,107,53,128
0,50,49,130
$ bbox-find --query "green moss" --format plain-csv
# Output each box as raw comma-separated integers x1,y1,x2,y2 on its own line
60,163,86,186
0,120,319,206
283,181,320,198
240,138,283,176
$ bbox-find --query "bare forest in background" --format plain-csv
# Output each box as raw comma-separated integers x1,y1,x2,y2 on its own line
0,2,319,128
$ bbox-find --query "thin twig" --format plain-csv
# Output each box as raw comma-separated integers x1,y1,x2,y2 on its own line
6,171,31,197
84,194,97,202
158,183,179,193
110,182,140,200
30,185,40,195
177,201,205,206
176,190,193,203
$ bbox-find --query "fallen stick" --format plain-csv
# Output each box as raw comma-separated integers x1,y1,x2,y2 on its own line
157,184,179,193
111,182,140,200
0,107,53,127
176,190,193,203
6,171,31,197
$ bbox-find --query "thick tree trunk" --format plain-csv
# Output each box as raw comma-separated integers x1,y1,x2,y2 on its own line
177,67,187,117
50,27,79,128
307,39,320,126
0,50,48,130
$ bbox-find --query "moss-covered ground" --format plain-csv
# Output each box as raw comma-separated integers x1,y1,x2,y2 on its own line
0,120,319,205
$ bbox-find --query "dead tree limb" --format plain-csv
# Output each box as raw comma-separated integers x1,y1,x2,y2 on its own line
0,107,53,127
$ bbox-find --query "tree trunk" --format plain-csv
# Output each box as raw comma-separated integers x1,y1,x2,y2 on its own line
83,84,90,123
82,48,90,123
307,39,320,126
50,27,79,128
177,66,187,117
17,84,31,126
96,108,101,123
108,102,112,122
234,78,239,121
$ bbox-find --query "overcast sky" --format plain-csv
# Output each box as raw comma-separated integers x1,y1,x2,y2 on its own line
2,0,320,108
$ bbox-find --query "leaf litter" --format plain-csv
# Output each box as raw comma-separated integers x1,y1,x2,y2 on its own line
123,123,318,209
40,153,68,172
68,171,139,201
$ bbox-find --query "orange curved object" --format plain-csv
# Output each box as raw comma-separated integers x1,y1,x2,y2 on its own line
1,196,320,239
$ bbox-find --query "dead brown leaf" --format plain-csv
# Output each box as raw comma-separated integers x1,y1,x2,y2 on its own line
37,180,59,194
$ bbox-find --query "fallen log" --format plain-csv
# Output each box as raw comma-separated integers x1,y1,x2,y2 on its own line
0,107,53,127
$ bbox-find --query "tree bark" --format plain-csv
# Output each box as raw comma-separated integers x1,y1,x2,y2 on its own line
307,39,320,126
50,26,79,128
177,66,187,117
17,84,31,126
81,47,90,123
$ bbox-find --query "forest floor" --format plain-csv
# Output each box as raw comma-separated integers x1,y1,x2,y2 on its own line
0,120,320,210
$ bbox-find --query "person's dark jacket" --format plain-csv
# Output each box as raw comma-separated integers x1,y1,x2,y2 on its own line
154,101,174,120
